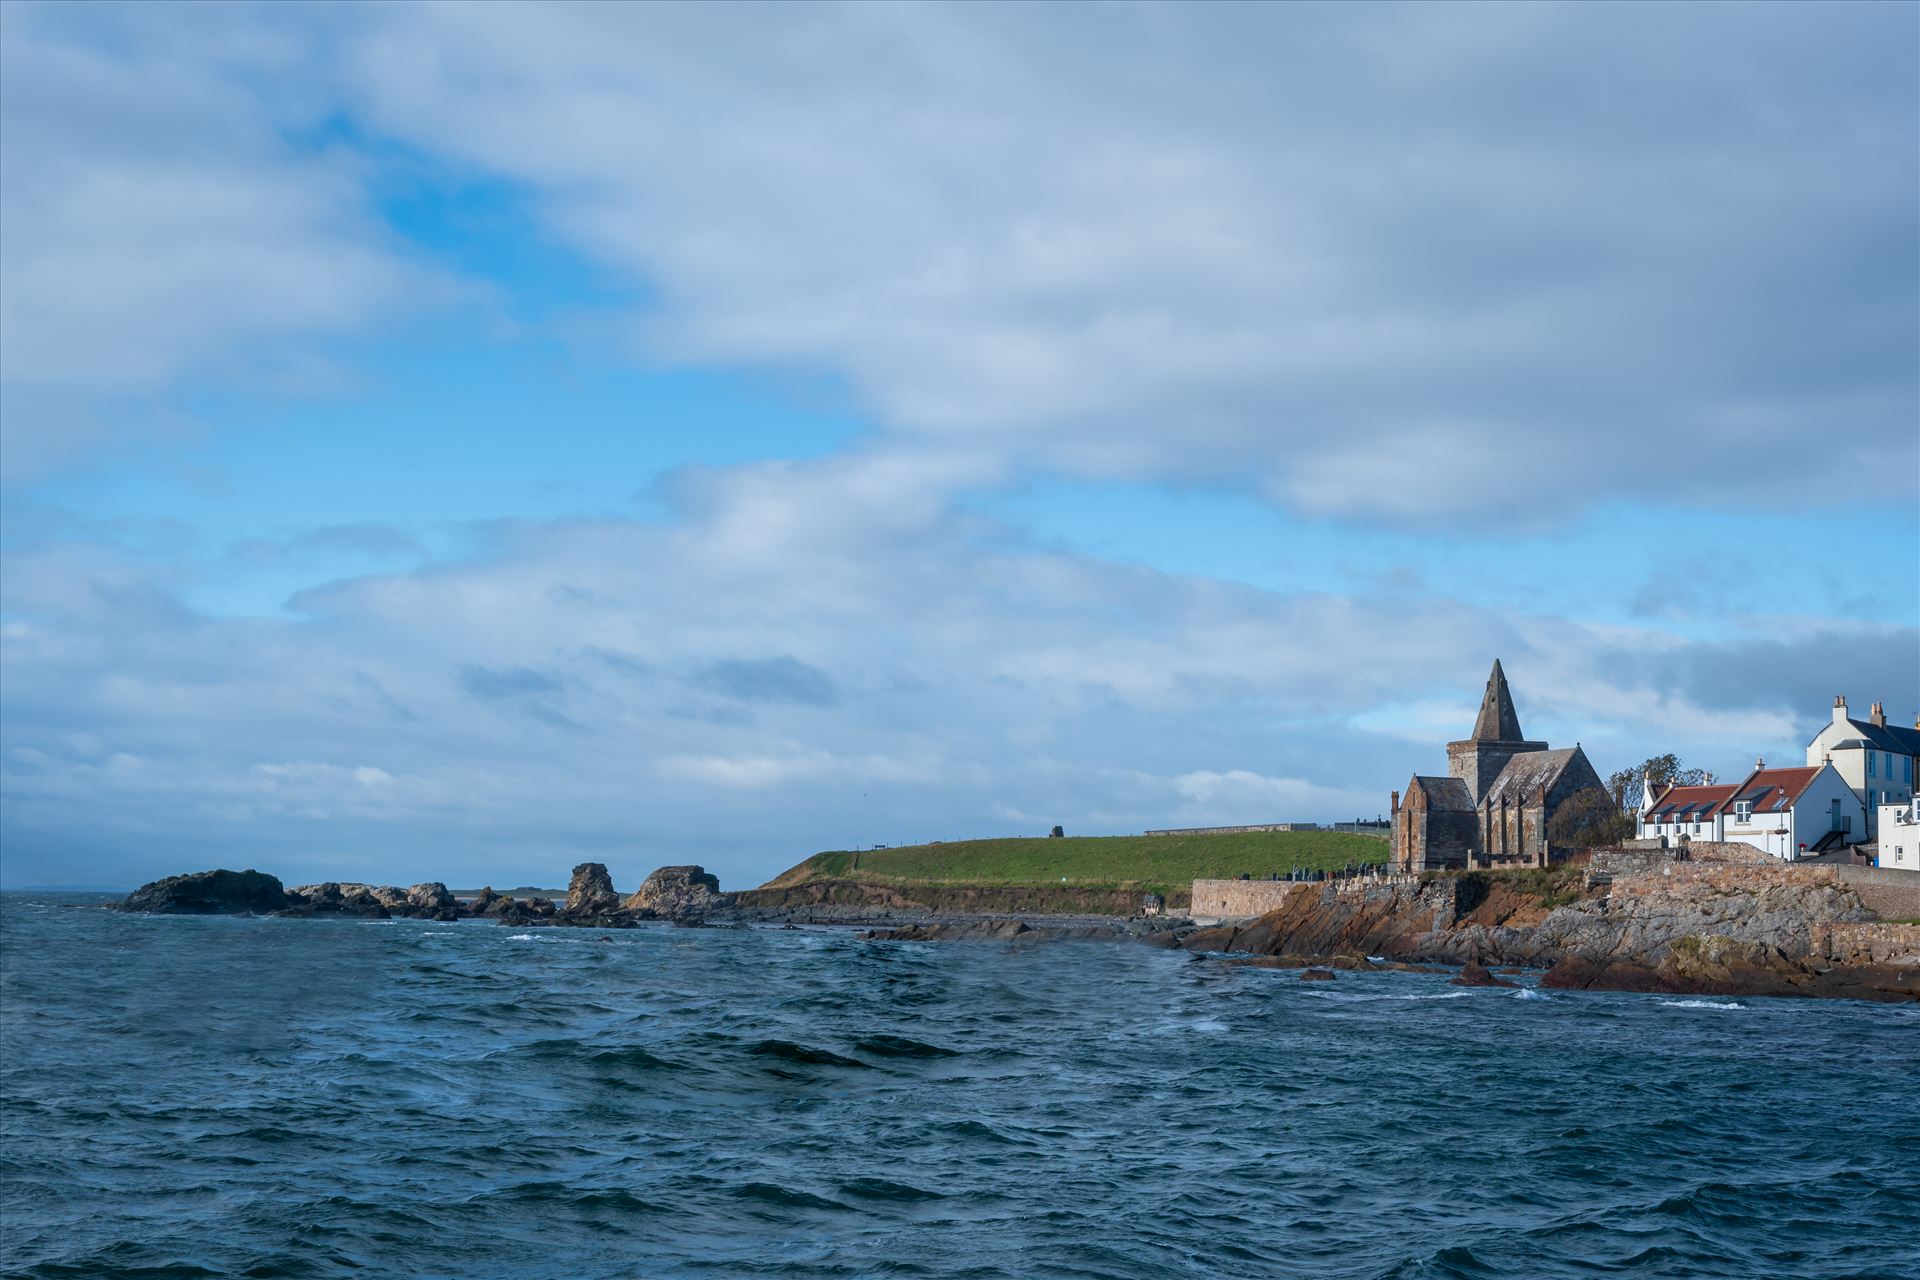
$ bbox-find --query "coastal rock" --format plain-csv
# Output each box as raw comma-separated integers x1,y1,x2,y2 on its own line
565,863,620,916
1449,961,1518,988
405,883,458,919
121,869,288,915
280,883,390,918
1541,934,1920,1003
1300,968,1336,980
624,865,722,920
468,887,515,917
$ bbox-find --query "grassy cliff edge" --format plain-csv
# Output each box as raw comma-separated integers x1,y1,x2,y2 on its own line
754,830,1388,905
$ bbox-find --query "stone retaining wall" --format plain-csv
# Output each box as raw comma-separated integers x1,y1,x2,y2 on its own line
1832,865,1920,922
1814,921,1920,966
1189,879,1310,922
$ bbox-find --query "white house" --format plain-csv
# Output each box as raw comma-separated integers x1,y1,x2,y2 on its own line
1877,798,1920,872
1805,696,1920,839
1639,782,1736,846
1710,761,1863,861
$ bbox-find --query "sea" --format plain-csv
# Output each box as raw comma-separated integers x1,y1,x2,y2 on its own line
2,892,1917,1280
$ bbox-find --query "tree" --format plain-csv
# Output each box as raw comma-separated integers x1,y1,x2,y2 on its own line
1547,786,1635,850
1608,754,1717,812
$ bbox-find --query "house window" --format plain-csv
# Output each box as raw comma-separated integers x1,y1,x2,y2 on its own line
1734,800,1753,823
1906,756,1914,784
1868,752,1877,778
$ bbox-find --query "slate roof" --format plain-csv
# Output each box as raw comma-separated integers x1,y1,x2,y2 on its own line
1647,783,1737,822
1831,718,1920,756
1470,659,1528,743
1481,748,1582,806
1411,775,1476,812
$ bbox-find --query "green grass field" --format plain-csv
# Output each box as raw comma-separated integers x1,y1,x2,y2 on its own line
763,830,1388,898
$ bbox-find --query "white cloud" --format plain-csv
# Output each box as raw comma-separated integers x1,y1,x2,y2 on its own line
0,5,450,480
328,1,1916,524
4,445,1909,888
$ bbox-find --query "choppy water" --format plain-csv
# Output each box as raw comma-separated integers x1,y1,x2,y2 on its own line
3,893,1917,1279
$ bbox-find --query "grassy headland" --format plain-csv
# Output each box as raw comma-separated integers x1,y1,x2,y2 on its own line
760,830,1388,901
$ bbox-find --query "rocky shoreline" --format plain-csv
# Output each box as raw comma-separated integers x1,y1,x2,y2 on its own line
116,856,1920,1003
116,862,729,927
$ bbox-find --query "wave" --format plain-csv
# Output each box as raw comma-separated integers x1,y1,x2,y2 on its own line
747,1039,871,1068
838,1176,945,1201
730,1181,852,1211
1658,999,1745,1010
854,1034,959,1058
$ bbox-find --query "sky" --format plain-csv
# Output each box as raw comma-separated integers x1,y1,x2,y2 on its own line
2,1,1915,891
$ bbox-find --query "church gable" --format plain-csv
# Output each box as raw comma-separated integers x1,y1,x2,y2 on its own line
1409,774,1475,812
1391,662,1609,873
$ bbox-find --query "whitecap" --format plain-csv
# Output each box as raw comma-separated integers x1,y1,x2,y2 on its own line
1512,988,1549,1001
1189,1018,1229,1034
1658,999,1744,1010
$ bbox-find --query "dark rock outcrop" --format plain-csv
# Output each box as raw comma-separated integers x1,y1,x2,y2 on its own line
121,869,287,915
1449,961,1519,988
279,883,391,918
1542,936,1920,1002
565,863,620,916
1299,968,1337,981
624,865,722,921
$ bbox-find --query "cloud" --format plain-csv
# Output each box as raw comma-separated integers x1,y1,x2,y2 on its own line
458,663,562,700
5,445,1909,888
0,5,449,481
327,1,1917,525
694,656,839,708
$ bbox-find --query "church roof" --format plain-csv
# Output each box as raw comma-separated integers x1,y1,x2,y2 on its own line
1410,775,1476,812
1470,659,1527,743
1481,748,1583,806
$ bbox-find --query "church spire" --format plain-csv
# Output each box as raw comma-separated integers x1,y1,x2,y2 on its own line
1471,659,1526,742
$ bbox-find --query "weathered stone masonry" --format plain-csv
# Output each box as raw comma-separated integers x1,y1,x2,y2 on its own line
1390,660,1610,873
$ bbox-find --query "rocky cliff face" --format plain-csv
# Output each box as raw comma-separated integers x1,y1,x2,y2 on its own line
1181,865,1918,1003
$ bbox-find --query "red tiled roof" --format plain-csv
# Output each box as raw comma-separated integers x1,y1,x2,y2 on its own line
1714,766,1823,817
1647,783,1737,821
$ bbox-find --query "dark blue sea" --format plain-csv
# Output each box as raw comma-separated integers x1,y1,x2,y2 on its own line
3,893,1917,1279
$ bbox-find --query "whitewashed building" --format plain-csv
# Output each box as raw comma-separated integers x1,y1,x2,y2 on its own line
1639,782,1736,846
1805,696,1920,839
1877,798,1920,871
1709,762,1863,860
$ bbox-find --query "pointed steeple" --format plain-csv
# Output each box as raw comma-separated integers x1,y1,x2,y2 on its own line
1471,659,1526,742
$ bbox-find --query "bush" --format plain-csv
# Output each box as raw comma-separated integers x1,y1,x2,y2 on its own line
1548,787,1634,851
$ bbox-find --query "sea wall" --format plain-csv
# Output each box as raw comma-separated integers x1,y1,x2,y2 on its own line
729,879,1175,919
1590,842,1772,876
1814,922,1920,967
1189,879,1310,922
1832,864,1920,922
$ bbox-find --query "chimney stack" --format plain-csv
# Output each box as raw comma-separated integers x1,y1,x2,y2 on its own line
1870,701,1886,728
1833,694,1849,725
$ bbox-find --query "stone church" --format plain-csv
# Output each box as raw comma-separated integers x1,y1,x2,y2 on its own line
1390,661,1608,871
